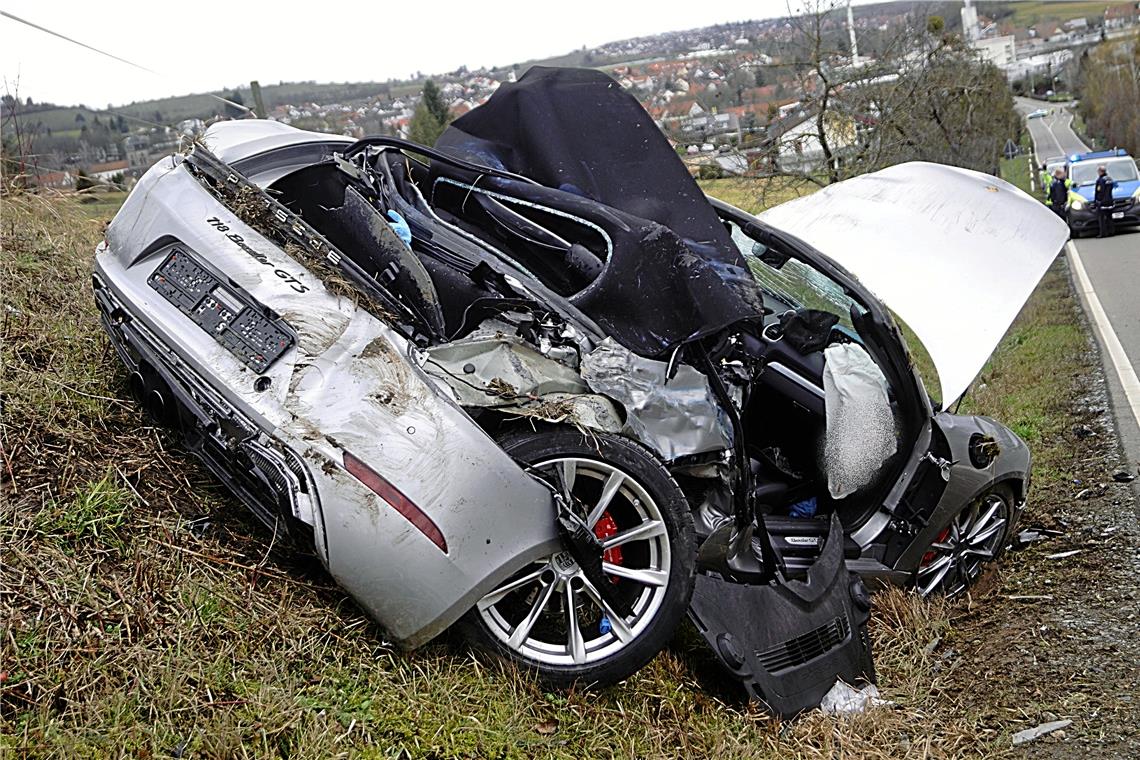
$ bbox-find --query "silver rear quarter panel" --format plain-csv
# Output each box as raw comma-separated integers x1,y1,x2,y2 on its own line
97,157,561,647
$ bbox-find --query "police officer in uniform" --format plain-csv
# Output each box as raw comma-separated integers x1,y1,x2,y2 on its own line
1048,168,1069,220
1094,164,1116,238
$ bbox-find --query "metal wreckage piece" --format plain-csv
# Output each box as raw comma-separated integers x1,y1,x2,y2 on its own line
424,318,875,714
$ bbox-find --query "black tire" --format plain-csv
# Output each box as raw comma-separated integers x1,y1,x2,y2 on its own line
461,426,696,688
914,484,1015,598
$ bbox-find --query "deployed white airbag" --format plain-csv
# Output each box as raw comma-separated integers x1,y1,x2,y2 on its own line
823,343,896,499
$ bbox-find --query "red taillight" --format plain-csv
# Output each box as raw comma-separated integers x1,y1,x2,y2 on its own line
342,451,448,553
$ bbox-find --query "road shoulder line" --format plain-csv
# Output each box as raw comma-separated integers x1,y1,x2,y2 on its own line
1065,240,1140,432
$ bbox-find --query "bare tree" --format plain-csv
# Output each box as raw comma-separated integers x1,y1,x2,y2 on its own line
747,0,1019,202
1077,32,1140,154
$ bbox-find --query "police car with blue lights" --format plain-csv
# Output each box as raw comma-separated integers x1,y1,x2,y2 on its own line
1065,149,1140,236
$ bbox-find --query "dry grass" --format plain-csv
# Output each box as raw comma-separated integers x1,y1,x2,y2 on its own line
700,176,816,214
0,185,1085,758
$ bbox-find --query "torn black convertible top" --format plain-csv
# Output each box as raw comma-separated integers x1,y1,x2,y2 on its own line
435,66,764,357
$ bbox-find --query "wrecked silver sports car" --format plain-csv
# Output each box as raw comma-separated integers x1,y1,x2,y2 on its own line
93,67,1068,713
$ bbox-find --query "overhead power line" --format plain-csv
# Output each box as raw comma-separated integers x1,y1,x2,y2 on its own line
1,10,158,74
0,11,252,114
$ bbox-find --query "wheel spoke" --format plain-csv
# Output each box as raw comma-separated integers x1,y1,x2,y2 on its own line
558,460,578,502
579,577,635,643
602,562,668,587
968,502,1001,539
917,553,952,577
602,520,666,550
930,541,955,552
507,578,557,649
586,470,626,528
920,557,954,594
969,519,1006,546
565,582,587,664
476,566,546,610
963,547,995,560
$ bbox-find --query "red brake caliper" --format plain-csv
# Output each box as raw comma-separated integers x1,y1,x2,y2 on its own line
593,512,623,582
921,527,951,567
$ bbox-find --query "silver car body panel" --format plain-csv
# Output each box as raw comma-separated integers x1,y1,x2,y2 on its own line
203,120,352,165
97,157,561,648
759,162,1069,404
891,412,1030,573
581,338,733,462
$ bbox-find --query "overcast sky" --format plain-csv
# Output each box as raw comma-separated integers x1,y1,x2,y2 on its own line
1,0,887,107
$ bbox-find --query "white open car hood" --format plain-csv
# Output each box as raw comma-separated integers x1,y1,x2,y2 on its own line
760,162,1069,404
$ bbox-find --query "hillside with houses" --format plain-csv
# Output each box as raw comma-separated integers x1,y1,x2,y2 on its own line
3,0,1136,190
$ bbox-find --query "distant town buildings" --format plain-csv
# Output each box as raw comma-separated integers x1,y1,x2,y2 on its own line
7,1,1138,190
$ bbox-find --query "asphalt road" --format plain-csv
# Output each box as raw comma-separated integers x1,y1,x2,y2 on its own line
1016,98,1140,475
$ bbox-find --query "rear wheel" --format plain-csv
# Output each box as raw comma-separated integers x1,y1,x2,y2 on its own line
462,427,696,688
915,485,1013,598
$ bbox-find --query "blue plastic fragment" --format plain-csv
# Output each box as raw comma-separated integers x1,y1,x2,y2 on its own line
386,210,412,246
789,497,818,519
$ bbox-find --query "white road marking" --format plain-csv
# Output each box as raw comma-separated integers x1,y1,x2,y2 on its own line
1042,115,1065,157
1065,240,1140,432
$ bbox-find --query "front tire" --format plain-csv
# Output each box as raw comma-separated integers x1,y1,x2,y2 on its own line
462,427,696,688
914,485,1014,598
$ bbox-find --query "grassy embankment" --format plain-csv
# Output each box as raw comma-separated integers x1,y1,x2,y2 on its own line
0,164,1087,757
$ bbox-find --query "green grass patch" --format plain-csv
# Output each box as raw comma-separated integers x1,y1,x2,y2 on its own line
699,176,816,213
36,472,134,549
1000,154,1034,196
980,0,1103,28
74,190,129,221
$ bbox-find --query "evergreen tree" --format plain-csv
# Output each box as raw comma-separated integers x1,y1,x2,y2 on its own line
421,80,451,127
407,101,444,146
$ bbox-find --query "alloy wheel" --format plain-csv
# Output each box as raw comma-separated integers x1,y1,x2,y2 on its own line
476,456,672,666
916,492,1009,597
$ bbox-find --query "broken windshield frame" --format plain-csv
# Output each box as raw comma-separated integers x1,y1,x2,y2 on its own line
724,219,867,337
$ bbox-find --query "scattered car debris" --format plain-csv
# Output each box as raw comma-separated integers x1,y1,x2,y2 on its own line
1112,470,1135,483
1013,526,1064,549
1012,719,1072,746
819,681,892,715
1046,549,1083,560
1072,424,1096,439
